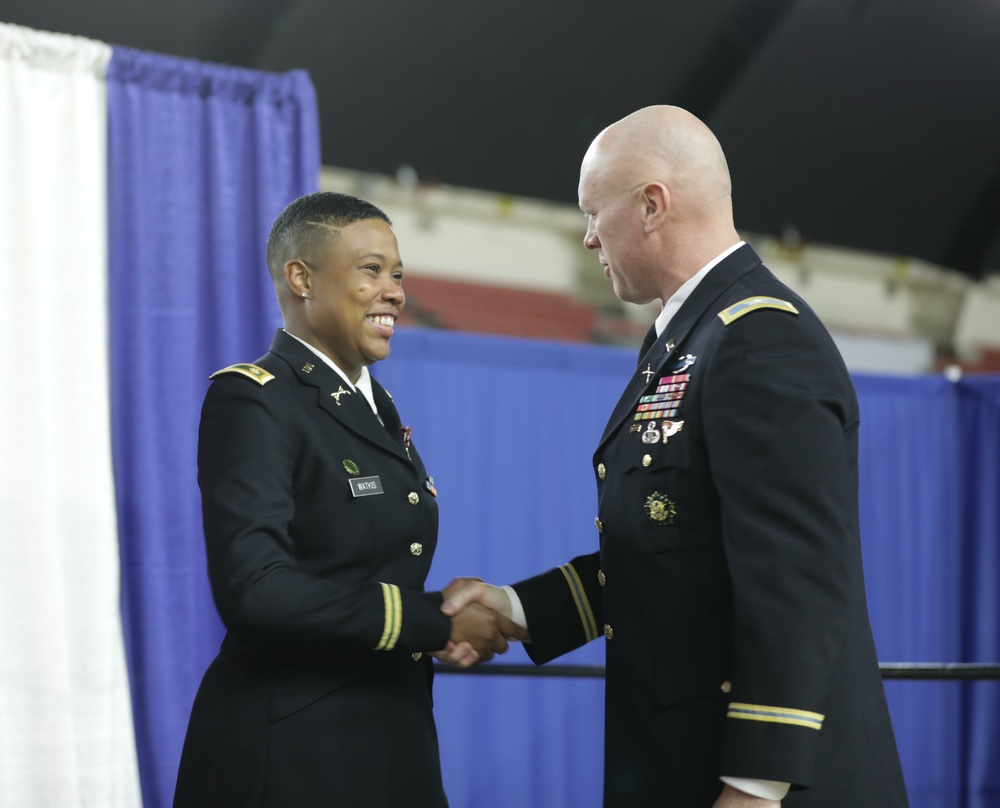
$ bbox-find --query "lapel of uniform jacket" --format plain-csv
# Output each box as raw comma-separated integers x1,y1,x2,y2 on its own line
268,330,408,461
597,244,763,450
370,376,407,452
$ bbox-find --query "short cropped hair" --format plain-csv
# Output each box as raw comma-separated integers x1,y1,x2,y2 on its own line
265,192,392,282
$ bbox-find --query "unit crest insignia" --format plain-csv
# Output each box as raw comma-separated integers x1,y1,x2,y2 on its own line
644,492,677,525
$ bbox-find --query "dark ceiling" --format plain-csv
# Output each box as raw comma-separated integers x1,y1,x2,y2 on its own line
7,0,1000,278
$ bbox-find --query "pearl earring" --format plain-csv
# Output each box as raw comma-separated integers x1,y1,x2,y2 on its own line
302,292,308,299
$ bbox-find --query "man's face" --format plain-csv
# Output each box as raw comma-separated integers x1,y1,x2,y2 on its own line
304,218,404,379
578,153,659,306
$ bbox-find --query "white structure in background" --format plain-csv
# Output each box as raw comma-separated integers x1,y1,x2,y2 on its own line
321,167,1000,375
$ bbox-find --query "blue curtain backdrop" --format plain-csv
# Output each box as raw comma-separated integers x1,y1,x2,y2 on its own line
374,338,1000,808
93,47,999,805
105,48,319,808
956,379,1000,808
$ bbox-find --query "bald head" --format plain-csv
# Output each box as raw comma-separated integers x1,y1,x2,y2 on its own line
582,105,732,214
578,106,741,303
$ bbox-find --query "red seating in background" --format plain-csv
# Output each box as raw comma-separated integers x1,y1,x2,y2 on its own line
398,274,600,343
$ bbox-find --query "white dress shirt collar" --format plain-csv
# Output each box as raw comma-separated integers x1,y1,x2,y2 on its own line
654,241,745,337
282,329,379,415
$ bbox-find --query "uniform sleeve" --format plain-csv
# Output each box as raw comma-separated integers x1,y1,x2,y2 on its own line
512,552,603,665
703,309,859,785
198,376,452,653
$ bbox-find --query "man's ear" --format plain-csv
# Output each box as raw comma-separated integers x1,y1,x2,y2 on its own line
639,182,670,233
284,259,311,299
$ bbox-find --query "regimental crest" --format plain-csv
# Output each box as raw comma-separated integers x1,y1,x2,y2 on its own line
644,492,677,525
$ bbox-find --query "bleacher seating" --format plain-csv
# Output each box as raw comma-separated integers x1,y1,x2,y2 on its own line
399,274,601,343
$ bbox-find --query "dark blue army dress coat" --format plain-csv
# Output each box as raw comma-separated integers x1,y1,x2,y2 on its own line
512,245,908,807
173,329,451,808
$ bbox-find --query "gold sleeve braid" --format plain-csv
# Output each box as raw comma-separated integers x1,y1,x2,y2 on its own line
374,583,402,650
558,564,599,642
727,702,825,730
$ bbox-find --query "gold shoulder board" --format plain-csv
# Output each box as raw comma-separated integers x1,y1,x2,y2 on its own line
718,296,799,326
208,363,275,386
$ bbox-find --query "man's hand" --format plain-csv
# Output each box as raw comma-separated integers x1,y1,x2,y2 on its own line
448,601,518,662
429,640,479,668
441,577,529,640
713,784,781,808
441,577,506,615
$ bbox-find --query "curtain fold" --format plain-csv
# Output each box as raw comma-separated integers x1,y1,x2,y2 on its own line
0,22,141,808
105,47,319,808
956,379,1000,808
855,374,965,808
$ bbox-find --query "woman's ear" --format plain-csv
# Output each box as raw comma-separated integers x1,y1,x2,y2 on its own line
284,259,311,300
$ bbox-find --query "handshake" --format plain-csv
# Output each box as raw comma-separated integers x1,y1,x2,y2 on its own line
434,578,530,668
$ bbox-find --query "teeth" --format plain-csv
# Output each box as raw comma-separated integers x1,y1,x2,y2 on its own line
369,315,395,327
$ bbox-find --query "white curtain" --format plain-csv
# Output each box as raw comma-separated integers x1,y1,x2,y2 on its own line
0,23,141,808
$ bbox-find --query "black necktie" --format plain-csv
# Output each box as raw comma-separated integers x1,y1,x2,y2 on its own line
371,381,410,455
637,323,657,368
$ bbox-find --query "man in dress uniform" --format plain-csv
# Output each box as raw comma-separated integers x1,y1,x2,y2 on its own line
173,193,511,807
443,107,908,807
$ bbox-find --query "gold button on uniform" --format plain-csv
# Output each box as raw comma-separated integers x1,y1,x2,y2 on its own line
595,517,604,533
642,454,652,467
409,543,423,556
597,463,607,480
407,492,420,505
412,652,424,661
597,570,606,587
603,624,614,640
720,681,732,694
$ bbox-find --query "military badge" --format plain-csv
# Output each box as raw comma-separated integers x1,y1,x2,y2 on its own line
661,420,684,443
669,354,697,373
343,459,360,476
645,492,676,525
641,421,660,444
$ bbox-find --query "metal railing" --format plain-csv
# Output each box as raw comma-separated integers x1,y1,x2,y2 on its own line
434,662,1000,680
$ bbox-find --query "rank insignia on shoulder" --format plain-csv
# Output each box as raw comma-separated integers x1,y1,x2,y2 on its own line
209,363,274,386
718,297,799,325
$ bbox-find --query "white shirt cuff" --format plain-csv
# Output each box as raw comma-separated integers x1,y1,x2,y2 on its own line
720,776,790,801
500,585,528,637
